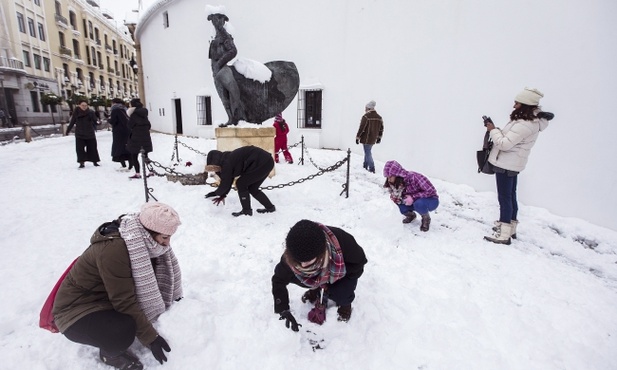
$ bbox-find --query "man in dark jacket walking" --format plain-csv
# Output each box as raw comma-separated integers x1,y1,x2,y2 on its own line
205,145,276,216
355,100,384,173
66,99,101,168
272,219,367,329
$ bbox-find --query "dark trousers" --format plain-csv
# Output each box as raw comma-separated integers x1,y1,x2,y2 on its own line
327,276,358,307
495,172,518,223
75,137,100,163
236,156,275,210
63,310,136,356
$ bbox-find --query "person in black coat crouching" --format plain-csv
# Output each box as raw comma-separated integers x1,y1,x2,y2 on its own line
205,145,276,217
272,220,367,329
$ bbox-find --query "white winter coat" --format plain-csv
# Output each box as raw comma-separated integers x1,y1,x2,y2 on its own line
487,114,550,173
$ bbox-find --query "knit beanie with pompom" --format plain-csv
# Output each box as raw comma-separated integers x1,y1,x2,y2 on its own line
285,219,327,262
138,202,181,236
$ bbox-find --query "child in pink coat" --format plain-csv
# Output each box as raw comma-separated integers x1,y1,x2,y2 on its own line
273,113,293,164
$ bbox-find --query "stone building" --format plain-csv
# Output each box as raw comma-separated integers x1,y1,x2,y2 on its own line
0,0,138,126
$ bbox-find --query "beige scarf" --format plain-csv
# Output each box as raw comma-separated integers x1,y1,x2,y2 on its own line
119,214,183,322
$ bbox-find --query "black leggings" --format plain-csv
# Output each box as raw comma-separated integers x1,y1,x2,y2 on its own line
63,310,136,356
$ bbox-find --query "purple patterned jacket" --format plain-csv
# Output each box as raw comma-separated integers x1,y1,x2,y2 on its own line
383,160,438,200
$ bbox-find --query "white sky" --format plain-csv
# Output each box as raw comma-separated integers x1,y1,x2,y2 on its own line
98,0,157,24
1,130,616,369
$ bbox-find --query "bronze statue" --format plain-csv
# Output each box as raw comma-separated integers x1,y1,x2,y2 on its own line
207,12,300,127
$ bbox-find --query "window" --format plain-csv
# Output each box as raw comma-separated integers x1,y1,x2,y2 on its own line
72,39,80,59
34,0,41,5
69,11,77,30
85,47,91,64
297,89,322,128
196,96,212,125
37,22,45,41
28,18,36,37
43,57,50,72
97,51,102,68
31,91,41,112
33,54,41,69
42,92,49,112
58,32,65,47
23,51,31,67
163,11,169,28
17,13,26,33
55,1,61,15
91,47,97,65
88,21,93,39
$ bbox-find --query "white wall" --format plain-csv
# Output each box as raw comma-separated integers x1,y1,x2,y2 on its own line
137,0,617,231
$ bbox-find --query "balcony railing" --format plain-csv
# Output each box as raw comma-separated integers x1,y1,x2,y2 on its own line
105,44,112,52
0,56,25,70
59,46,72,57
107,67,115,73
86,0,100,7
55,14,68,27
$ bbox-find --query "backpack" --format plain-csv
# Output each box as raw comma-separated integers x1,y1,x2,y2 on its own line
39,258,78,333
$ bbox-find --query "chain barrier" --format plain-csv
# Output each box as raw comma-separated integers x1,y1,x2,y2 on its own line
139,136,351,202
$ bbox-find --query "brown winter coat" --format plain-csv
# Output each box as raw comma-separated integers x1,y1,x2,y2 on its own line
355,109,384,145
52,221,158,345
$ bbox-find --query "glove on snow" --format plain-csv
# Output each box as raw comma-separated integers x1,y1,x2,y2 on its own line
403,195,414,206
212,196,226,206
279,310,302,332
205,191,217,198
149,335,171,364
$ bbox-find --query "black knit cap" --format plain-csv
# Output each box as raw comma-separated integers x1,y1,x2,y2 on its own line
285,220,327,262
206,150,223,166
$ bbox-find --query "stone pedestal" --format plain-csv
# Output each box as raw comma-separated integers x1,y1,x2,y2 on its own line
214,126,276,177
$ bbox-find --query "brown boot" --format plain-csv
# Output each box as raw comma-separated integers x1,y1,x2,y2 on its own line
420,214,431,232
337,305,352,322
402,211,416,224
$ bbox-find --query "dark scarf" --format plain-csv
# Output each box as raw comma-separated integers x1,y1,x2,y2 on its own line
289,224,346,288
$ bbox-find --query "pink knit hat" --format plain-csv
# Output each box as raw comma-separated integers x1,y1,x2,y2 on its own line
138,202,181,235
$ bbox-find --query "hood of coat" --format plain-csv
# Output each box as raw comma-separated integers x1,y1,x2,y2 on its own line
90,220,123,245
132,107,148,119
206,150,224,166
383,160,408,178
111,103,127,112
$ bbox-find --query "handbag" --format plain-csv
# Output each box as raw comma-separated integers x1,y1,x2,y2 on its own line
39,257,79,333
476,131,495,174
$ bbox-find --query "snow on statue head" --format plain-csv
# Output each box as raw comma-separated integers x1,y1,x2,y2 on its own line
206,5,228,21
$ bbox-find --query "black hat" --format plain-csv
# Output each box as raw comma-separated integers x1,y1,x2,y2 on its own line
285,220,326,262
130,98,143,108
206,150,223,166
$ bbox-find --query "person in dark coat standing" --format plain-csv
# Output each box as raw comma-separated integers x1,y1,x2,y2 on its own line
126,98,153,179
205,145,276,217
66,99,101,168
108,98,131,170
273,113,293,164
272,220,367,329
52,202,183,370
355,100,384,173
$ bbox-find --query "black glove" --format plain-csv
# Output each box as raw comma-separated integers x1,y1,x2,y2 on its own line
355,139,359,145
376,138,381,144
205,191,217,198
279,310,302,332
149,335,171,364
212,196,225,206
537,111,555,121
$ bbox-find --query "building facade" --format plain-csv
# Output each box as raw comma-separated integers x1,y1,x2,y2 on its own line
0,0,138,126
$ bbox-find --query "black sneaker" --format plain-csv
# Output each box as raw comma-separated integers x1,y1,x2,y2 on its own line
232,209,253,217
337,305,352,322
99,349,143,370
79,163,85,169
256,206,276,214
301,289,321,304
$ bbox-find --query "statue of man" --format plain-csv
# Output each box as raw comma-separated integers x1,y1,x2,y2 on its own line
207,12,244,127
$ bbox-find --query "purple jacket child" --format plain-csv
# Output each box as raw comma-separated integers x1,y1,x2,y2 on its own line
383,160,439,232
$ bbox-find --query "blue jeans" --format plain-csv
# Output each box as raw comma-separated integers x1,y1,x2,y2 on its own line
397,197,439,215
327,277,358,306
495,172,518,223
362,144,374,172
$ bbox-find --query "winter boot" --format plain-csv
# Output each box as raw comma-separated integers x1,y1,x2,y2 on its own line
301,288,321,304
256,205,276,214
79,162,85,168
484,222,513,245
420,214,431,232
337,305,353,322
99,349,143,370
494,220,518,239
402,211,417,224
232,192,252,216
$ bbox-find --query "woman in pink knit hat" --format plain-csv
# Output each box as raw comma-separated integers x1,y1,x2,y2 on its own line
51,202,183,370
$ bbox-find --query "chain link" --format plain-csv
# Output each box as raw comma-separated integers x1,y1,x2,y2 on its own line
260,157,348,190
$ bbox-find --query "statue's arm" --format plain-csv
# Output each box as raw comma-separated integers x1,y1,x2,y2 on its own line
216,38,237,69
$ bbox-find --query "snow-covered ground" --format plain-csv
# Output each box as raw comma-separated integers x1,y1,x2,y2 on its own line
1,131,616,369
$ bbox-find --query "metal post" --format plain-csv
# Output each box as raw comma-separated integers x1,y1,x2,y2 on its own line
140,148,149,202
299,135,304,165
174,134,179,163
345,148,351,198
